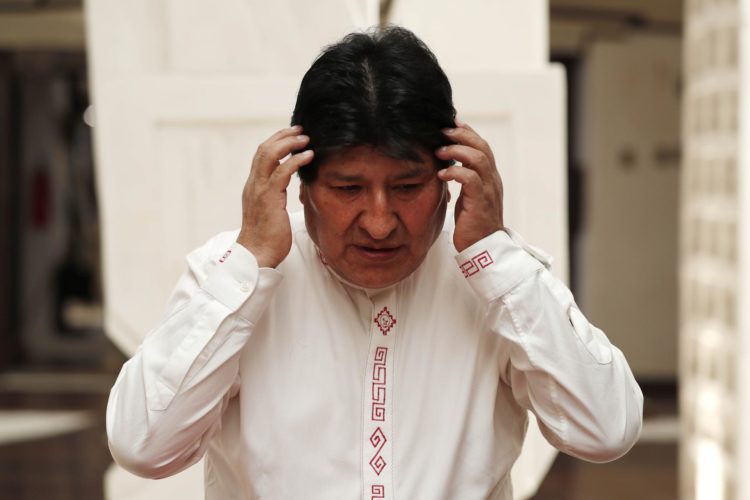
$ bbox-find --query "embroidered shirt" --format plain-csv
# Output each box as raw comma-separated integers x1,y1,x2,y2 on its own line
106,212,643,500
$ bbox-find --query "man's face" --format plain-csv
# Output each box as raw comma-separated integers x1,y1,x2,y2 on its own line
300,145,448,289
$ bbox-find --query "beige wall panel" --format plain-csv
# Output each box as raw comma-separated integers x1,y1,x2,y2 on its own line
579,34,681,379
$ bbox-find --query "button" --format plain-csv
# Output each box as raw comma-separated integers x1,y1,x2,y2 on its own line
239,282,251,293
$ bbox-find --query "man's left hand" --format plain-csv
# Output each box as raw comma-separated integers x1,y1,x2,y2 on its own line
435,122,505,253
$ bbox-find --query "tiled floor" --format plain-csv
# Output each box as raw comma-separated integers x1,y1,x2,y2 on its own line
0,372,676,500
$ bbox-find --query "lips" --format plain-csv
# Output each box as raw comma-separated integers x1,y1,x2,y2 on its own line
353,245,403,261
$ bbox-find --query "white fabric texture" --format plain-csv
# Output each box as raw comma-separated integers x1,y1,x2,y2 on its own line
106,212,643,500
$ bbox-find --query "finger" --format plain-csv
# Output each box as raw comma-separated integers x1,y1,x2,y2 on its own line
436,164,484,199
442,126,495,164
271,150,314,189
267,124,303,143
435,144,496,180
254,134,310,176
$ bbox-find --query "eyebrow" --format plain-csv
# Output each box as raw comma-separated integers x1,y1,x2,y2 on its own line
391,166,431,180
324,165,431,183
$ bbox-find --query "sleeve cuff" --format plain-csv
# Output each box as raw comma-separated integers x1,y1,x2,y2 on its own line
201,242,283,324
455,229,547,302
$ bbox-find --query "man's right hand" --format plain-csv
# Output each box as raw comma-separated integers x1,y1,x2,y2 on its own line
236,125,313,268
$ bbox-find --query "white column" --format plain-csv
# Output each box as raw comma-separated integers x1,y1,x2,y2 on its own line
681,0,746,498
736,1,750,499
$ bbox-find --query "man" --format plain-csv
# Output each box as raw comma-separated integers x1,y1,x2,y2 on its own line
107,27,642,499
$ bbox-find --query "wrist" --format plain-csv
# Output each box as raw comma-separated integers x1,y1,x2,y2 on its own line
235,235,277,268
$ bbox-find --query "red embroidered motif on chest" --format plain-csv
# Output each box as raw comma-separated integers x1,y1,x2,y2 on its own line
371,347,387,421
374,307,396,335
369,427,387,475
459,250,494,277
371,484,385,499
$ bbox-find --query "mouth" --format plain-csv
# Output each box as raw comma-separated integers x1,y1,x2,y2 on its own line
353,245,403,261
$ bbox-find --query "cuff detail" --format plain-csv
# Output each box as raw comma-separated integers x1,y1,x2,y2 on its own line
455,230,546,301
201,242,283,323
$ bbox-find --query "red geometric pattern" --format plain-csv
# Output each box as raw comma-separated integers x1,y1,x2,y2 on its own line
371,347,387,421
219,249,232,263
459,250,494,277
371,485,385,499
369,427,387,475
374,307,396,335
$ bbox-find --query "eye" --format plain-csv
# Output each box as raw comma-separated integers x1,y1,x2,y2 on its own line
394,183,422,192
333,185,361,192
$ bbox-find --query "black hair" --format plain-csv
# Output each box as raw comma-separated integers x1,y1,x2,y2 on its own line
292,25,456,184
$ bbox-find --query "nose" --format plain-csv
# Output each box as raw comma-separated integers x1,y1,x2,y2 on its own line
358,190,398,240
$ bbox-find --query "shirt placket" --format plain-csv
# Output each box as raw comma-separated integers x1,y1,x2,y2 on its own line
361,287,397,500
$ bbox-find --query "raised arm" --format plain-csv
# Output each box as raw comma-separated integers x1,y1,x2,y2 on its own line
107,126,313,477
456,229,643,462
437,120,642,461
106,235,282,478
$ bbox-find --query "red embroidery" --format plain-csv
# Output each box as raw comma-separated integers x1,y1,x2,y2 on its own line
219,249,232,263
374,307,396,335
459,250,494,277
372,347,387,421
371,485,385,499
369,427,387,475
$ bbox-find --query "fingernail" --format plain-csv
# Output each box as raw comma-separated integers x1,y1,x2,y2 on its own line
301,149,313,157
442,128,456,134
290,124,302,132
455,117,465,127
296,135,308,141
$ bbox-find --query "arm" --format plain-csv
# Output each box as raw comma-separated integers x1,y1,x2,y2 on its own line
437,120,642,461
106,238,282,478
107,125,314,478
456,229,643,462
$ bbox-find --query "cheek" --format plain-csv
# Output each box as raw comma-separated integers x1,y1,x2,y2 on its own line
309,196,358,244
403,189,447,241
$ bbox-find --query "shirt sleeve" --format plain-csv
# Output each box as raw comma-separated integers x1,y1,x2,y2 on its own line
455,229,643,463
106,235,283,479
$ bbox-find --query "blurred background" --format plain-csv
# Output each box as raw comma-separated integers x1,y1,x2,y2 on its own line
0,0,746,498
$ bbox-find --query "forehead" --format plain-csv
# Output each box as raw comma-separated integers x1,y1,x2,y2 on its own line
318,145,436,180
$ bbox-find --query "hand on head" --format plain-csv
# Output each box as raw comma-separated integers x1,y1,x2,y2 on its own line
236,126,314,268
435,121,505,252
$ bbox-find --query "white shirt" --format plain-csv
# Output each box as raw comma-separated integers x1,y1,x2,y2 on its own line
106,212,643,500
